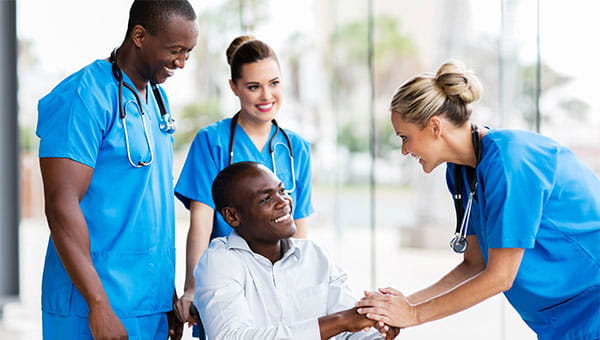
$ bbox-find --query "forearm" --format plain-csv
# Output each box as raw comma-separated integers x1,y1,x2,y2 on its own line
408,261,483,304
183,202,214,294
414,269,505,324
408,235,485,304
46,202,109,308
413,248,524,326
318,312,348,339
318,307,374,339
183,230,210,293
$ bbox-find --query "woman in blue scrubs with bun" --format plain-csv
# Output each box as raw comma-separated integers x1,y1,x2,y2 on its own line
356,60,600,340
172,36,314,336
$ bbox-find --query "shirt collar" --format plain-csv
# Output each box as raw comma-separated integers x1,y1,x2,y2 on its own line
226,230,302,262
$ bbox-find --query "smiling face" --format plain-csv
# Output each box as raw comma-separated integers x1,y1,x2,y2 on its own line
391,111,445,173
227,165,296,250
229,58,282,125
137,14,199,84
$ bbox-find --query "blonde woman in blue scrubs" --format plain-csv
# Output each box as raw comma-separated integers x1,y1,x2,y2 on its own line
172,36,314,337
356,61,600,340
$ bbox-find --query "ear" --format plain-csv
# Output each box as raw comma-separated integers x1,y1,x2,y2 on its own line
131,24,146,48
221,206,241,228
228,79,239,97
429,116,443,138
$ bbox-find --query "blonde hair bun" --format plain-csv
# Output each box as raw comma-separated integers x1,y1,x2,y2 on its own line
435,60,482,105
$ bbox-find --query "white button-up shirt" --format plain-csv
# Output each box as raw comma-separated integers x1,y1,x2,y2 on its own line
194,231,382,340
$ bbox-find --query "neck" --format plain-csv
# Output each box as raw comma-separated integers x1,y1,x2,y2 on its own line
446,122,480,168
236,112,273,151
237,112,273,137
113,43,148,94
248,240,283,264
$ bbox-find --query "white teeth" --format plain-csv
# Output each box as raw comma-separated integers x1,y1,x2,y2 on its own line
163,66,175,75
273,213,290,223
257,103,273,110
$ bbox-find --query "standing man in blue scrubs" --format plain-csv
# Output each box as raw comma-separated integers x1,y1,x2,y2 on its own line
356,60,600,340
36,1,199,339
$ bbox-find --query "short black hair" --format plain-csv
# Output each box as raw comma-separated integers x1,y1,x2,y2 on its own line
126,0,197,37
212,162,262,217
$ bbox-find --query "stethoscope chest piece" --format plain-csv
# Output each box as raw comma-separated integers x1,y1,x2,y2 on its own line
450,235,468,253
160,116,176,134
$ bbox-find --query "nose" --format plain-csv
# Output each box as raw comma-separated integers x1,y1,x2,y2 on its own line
401,141,409,155
260,86,272,100
274,191,290,208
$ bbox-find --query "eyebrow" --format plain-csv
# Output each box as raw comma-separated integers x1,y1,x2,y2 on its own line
244,77,279,86
254,182,284,198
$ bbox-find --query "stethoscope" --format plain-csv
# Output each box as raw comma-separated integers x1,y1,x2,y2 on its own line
109,48,176,168
450,124,482,253
228,112,296,193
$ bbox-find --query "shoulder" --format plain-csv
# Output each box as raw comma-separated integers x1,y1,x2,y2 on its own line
39,60,115,109
281,127,311,155
282,127,310,145
196,237,244,277
46,60,112,98
482,129,564,165
189,117,232,147
195,118,231,139
294,239,332,263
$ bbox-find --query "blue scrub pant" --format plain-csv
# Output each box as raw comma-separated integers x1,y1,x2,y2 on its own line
42,311,168,339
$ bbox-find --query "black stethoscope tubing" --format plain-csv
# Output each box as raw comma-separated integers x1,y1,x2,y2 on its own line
228,111,294,165
109,48,176,167
450,124,482,253
228,111,296,192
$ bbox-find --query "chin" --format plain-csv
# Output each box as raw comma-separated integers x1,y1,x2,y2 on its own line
283,221,297,237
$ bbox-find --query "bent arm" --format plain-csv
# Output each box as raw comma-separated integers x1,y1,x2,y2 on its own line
413,246,524,325
40,157,126,337
408,235,486,304
357,236,524,328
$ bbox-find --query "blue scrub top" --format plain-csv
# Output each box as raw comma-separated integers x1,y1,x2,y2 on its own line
175,118,314,239
446,129,600,339
36,60,176,318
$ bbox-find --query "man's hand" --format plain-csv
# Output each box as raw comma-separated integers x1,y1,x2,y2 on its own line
356,287,418,328
373,320,401,340
169,290,185,339
167,308,184,340
88,302,128,340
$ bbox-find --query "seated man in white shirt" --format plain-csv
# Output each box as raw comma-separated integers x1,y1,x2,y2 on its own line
192,161,399,340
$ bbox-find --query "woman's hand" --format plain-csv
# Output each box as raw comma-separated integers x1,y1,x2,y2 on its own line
356,287,418,328
173,290,197,324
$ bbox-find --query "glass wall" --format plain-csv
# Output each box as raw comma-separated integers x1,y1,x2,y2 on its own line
13,0,599,339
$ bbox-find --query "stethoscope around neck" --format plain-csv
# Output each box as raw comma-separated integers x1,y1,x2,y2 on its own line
109,48,176,168
229,112,296,193
450,123,482,253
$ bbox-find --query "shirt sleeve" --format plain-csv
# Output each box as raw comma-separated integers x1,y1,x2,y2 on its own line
291,135,314,220
322,250,381,340
478,141,555,249
194,248,321,340
37,84,106,168
175,127,223,209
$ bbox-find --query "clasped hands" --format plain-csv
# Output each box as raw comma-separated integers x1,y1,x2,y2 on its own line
355,286,418,338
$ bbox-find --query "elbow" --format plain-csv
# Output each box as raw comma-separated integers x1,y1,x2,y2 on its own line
498,280,514,293
497,276,515,293
490,272,516,293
